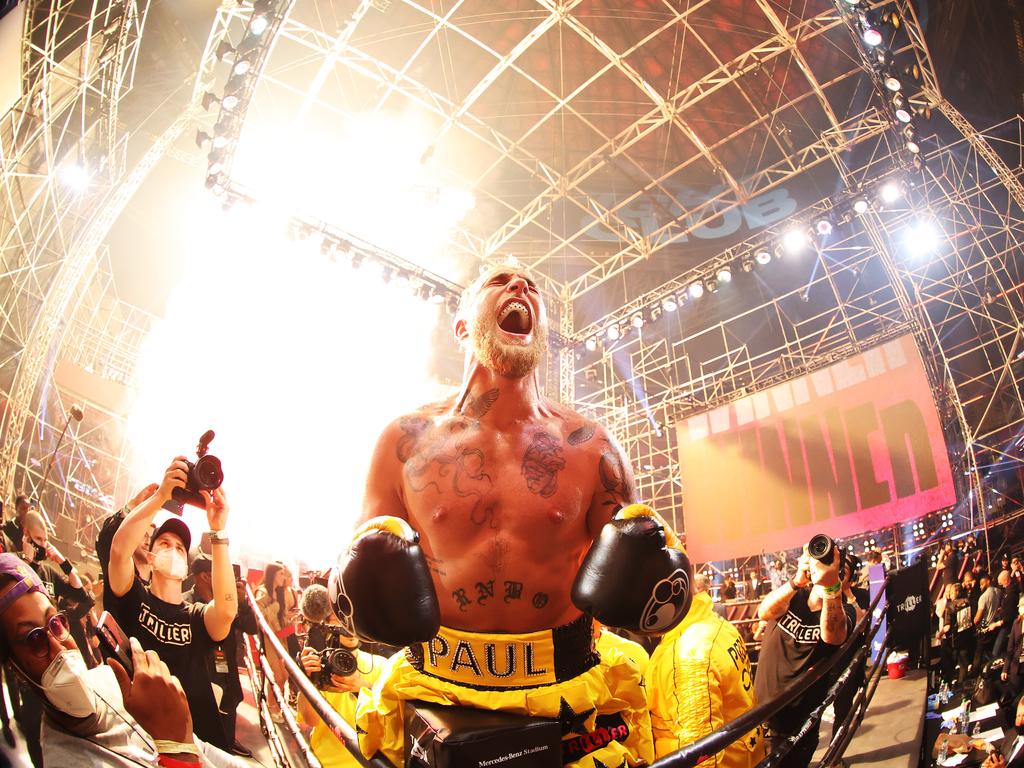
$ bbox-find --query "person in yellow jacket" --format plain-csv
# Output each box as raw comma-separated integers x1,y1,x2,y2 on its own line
297,640,387,767
648,576,765,767
595,623,650,676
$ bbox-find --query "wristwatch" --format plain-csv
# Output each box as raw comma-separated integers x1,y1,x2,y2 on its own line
208,530,229,546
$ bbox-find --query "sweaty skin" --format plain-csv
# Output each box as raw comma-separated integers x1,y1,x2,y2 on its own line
362,268,636,632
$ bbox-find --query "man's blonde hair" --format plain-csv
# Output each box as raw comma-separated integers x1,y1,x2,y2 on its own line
455,259,539,328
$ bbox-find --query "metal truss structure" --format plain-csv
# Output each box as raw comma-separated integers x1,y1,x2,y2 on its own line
1,0,1023,570
0,0,150,544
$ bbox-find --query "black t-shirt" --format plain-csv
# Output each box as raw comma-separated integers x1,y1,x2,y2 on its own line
106,577,229,750
754,588,856,714
943,597,976,649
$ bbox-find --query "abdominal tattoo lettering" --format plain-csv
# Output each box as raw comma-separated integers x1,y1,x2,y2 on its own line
450,581,525,610
521,431,566,498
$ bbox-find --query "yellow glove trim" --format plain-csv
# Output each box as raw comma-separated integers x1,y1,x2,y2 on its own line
351,516,416,544
615,503,685,554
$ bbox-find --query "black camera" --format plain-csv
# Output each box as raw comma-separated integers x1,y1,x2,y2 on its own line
808,534,837,565
171,430,224,510
306,622,357,688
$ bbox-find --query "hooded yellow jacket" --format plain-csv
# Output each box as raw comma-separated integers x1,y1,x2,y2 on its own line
648,592,765,767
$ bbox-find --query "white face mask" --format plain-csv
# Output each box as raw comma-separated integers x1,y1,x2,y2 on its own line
152,549,187,580
39,650,96,718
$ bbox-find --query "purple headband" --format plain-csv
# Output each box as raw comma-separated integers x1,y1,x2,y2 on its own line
0,555,43,616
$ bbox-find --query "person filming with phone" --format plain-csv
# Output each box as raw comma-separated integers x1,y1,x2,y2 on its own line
0,552,243,766
754,535,857,767
106,447,237,752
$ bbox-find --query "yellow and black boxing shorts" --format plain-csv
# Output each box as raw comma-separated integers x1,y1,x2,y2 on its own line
355,615,653,767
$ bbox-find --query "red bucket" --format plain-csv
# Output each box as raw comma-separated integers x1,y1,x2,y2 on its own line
886,652,908,679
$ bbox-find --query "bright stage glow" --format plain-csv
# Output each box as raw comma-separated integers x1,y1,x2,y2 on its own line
880,181,903,204
688,281,704,299
60,163,90,192
126,198,451,567
716,266,732,283
754,249,772,266
903,219,941,257
853,198,870,214
862,28,882,46
232,110,475,276
661,295,678,312
782,228,808,254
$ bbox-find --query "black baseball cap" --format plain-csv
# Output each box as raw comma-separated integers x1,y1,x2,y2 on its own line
151,514,191,552
190,552,212,576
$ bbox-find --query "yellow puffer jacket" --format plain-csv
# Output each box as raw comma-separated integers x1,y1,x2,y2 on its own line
648,592,765,767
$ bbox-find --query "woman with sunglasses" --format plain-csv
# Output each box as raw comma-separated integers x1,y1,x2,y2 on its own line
0,553,244,767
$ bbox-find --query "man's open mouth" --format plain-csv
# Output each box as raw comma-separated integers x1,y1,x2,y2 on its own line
497,298,532,335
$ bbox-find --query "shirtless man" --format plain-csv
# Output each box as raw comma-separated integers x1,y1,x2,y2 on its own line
362,266,635,632
344,265,688,767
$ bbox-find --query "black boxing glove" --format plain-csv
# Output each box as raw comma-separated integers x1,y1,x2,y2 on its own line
571,504,693,636
328,516,440,646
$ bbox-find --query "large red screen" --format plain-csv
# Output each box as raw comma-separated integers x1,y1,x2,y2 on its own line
676,335,957,563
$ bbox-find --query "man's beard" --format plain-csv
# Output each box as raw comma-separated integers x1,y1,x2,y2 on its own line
472,314,547,378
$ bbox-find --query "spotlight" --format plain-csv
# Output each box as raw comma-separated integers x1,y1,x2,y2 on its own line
782,228,808,254
755,249,772,265
661,295,678,312
883,74,902,92
249,14,270,35
215,40,234,61
606,325,621,341
585,337,599,352
877,9,901,30
892,93,911,123
904,124,920,154
60,162,89,191
903,219,940,257
705,277,718,293
853,198,870,214
221,94,240,110
862,27,883,46
716,266,732,283
688,281,705,299
880,180,903,204
233,59,252,76
815,219,833,237
741,256,755,273
631,312,645,329
212,134,229,149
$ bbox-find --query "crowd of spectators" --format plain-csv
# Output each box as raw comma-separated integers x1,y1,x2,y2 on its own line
0,467,893,768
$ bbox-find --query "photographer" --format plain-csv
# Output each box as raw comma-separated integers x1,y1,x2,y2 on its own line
296,584,385,767
106,457,237,751
754,537,856,768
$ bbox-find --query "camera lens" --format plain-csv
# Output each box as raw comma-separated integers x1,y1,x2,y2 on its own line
193,455,224,490
324,648,357,677
808,534,835,564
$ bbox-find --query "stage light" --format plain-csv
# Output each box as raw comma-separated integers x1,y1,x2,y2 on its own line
661,295,678,312
883,74,901,92
221,94,240,111
716,266,732,284
60,162,89,191
249,14,270,35
631,312,645,329
853,198,870,214
212,134,229,149
705,277,718,293
904,124,921,154
892,93,911,123
880,180,903,203
815,219,833,237
585,337,599,352
740,257,755,273
233,59,252,76
862,27,882,46
208,158,224,176
606,325,621,341
782,228,808,254
688,281,704,299
755,249,772,266
903,219,940,257
215,40,234,61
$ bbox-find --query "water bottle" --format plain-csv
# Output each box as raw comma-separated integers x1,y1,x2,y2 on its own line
938,737,949,764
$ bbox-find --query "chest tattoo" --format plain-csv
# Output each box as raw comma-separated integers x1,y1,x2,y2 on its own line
521,431,566,498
